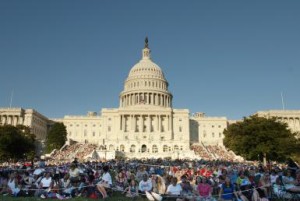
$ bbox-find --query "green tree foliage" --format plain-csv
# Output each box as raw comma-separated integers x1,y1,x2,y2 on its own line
223,115,300,162
46,123,67,153
0,125,35,161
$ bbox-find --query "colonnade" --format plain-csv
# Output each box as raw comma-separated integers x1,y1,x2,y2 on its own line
278,117,300,126
0,115,24,126
120,92,172,107
278,117,300,133
120,114,173,133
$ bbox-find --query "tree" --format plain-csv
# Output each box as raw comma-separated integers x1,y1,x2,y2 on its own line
223,115,300,162
46,123,67,153
0,125,35,161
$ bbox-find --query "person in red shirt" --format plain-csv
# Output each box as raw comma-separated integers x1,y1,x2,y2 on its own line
197,177,212,200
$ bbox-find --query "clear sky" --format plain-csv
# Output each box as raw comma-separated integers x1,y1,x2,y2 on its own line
0,0,299,120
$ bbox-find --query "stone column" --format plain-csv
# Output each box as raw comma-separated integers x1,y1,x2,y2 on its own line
156,115,159,131
152,94,154,105
8,115,12,124
14,116,18,126
121,115,124,131
139,115,143,132
148,115,151,132
133,115,136,132
171,115,174,139
130,115,133,131
11,116,15,126
168,115,170,131
158,115,161,132
2,116,6,125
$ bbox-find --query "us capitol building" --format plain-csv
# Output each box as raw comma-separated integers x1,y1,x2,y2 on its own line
1,39,300,158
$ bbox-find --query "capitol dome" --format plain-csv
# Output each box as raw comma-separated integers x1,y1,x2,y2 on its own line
120,38,173,108
127,53,166,81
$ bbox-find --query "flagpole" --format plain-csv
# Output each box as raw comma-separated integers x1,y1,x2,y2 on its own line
9,89,14,108
281,92,285,110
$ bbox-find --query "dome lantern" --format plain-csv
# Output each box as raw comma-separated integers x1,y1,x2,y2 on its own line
142,37,151,60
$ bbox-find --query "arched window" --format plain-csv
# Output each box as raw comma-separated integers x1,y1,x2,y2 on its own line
152,145,158,153
130,145,136,153
109,144,114,151
141,144,147,153
163,145,168,152
174,145,179,151
120,145,125,152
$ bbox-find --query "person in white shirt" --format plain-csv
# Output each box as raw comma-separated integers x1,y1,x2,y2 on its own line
166,177,182,196
139,174,153,193
270,170,278,184
35,172,53,198
7,172,20,196
96,165,112,199
69,163,80,185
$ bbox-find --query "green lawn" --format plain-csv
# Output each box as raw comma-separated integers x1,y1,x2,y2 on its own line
0,193,285,201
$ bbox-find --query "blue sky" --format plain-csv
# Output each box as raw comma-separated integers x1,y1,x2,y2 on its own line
0,0,299,120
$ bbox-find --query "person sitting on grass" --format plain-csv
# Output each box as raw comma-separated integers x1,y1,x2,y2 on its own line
96,165,112,199
139,174,153,193
124,179,139,198
166,177,182,197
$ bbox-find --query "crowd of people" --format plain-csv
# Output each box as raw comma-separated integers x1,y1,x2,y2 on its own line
190,145,212,160
50,143,97,162
206,145,237,162
191,144,239,162
50,142,240,164
0,158,299,200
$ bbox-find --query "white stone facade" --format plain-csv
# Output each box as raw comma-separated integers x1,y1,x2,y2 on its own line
60,40,195,159
255,110,300,135
0,108,49,140
190,112,227,145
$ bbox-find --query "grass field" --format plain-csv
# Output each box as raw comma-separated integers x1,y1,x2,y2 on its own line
0,193,285,201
